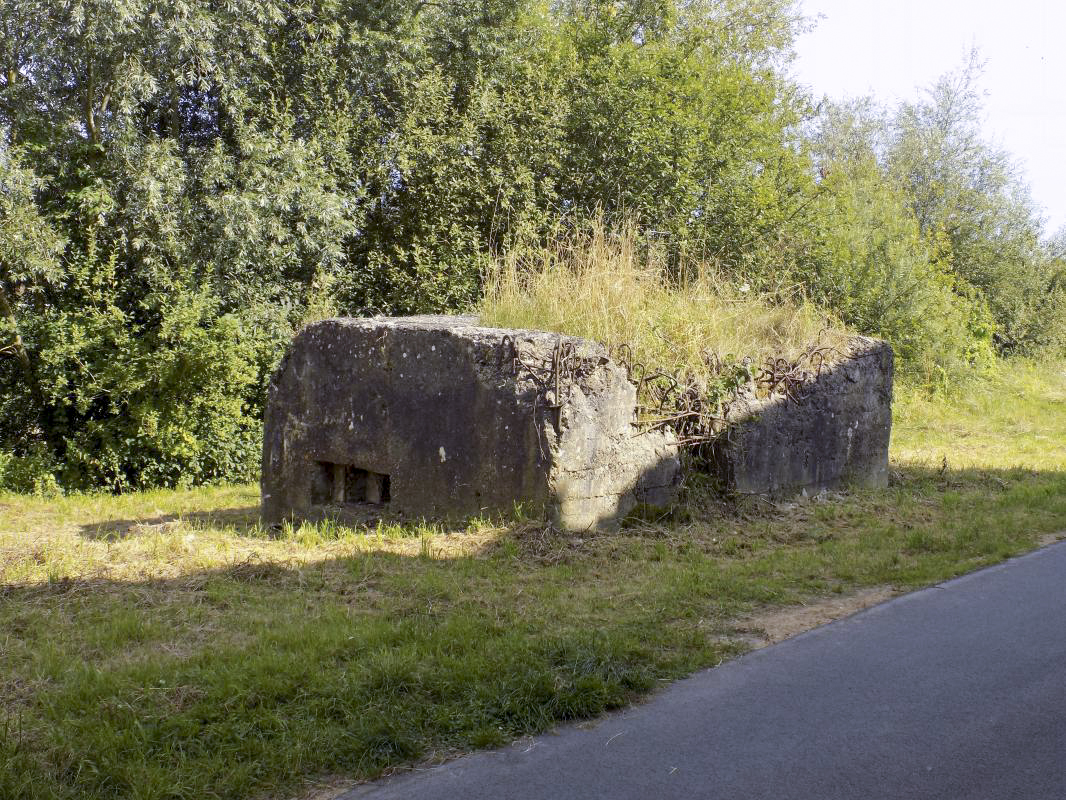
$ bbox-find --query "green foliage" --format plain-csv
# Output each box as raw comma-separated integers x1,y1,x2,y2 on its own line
0,0,348,488
555,0,815,276
0,443,61,495
0,1,1061,491
808,101,995,376
806,56,1066,374
34,285,263,491
883,52,1066,356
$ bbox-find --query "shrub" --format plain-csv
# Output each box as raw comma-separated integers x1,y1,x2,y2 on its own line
0,444,61,496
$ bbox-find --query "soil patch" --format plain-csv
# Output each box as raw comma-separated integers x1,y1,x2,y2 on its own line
729,586,898,649
1038,531,1066,548
283,776,358,800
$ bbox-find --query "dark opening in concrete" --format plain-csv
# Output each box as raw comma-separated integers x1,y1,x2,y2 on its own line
312,462,391,506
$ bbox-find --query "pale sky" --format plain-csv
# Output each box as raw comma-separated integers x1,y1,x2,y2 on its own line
792,0,1066,236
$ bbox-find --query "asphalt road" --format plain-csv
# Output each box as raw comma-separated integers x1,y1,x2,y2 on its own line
345,540,1066,800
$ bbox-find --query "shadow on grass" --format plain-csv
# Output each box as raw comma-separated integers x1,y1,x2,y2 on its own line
72,461,1064,547
0,538,706,800
78,506,264,540
3,462,1066,800
884,462,1061,496
76,500,506,543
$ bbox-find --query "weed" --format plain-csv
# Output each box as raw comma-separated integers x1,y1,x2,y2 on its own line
0,366,1063,799
481,216,850,398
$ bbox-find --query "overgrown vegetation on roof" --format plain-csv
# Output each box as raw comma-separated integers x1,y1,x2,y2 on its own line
481,216,849,383
481,215,854,441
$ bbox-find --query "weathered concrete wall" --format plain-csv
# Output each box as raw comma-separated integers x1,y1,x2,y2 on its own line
261,316,680,531
708,337,893,498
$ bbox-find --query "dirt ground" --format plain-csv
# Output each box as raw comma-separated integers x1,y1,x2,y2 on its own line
730,586,899,648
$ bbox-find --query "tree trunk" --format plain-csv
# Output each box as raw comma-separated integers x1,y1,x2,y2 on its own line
85,54,99,144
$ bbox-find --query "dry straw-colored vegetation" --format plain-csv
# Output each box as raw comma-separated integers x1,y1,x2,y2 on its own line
481,218,851,394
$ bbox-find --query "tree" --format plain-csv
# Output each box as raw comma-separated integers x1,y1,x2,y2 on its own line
555,0,816,278
0,0,307,488
807,100,994,376
885,51,1064,353
0,146,64,439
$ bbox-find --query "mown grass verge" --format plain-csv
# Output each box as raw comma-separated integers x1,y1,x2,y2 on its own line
1,362,1064,800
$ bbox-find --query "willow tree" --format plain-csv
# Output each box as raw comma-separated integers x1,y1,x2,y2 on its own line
885,53,1066,354
0,0,852,489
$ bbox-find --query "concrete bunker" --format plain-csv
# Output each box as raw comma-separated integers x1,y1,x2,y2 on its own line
261,315,681,531
261,316,893,530
707,337,894,498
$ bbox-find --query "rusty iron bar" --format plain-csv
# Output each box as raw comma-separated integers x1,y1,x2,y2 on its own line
499,333,842,450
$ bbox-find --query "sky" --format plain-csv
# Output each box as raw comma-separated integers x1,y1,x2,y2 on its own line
791,0,1066,236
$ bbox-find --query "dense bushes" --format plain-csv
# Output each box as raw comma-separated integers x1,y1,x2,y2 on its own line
0,0,1062,491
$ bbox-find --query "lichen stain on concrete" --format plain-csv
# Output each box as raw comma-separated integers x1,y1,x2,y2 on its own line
262,317,893,530
262,316,680,531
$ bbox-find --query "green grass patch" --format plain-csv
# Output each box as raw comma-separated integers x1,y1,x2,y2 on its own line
1,363,1064,799
893,359,1066,470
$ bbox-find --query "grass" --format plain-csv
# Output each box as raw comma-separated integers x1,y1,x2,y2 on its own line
481,218,851,392
892,359,1066,470
1,362,1064,800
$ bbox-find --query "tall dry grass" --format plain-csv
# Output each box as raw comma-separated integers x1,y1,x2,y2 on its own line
481,218,848,389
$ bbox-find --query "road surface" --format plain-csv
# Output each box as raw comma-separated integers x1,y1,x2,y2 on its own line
345,540,1066,800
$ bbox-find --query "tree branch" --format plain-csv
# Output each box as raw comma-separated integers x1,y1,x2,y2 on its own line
85,52,98,144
